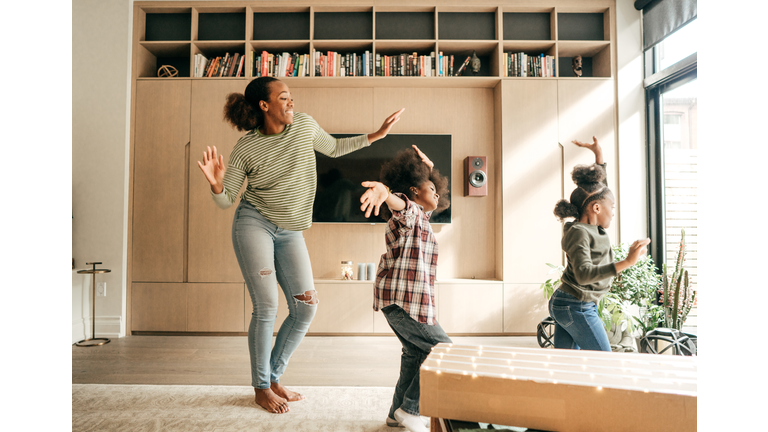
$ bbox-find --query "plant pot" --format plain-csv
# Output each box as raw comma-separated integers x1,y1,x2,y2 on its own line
536,316,556,348
638,328,696,356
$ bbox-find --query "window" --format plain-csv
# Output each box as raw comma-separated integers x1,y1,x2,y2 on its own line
645,19,698,297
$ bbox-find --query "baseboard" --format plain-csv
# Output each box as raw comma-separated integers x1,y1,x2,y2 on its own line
74,316,123,342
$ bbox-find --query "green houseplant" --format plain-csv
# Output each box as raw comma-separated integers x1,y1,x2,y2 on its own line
661,229,696,330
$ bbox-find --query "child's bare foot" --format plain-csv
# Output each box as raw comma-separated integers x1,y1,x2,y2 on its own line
254,388,289,413
270,382,306,402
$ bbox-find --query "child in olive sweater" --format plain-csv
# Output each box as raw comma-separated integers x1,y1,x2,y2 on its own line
550,137,650,351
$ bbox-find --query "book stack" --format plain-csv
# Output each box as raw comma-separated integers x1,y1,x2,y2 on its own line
311,50,373,77
194,53,245,78
251,51,312,77
503,52,556,77
375,52,466,77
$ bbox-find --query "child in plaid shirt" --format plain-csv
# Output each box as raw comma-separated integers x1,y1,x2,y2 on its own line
360,146,452,432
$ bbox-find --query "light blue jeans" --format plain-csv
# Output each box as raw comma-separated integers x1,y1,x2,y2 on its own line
232,200,318,389
548,289,611,352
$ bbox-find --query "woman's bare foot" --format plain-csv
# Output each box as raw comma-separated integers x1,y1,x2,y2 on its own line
254,388,289,413
270,382,306,402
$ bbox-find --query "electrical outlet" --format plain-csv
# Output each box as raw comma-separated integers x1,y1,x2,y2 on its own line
97,282,106,297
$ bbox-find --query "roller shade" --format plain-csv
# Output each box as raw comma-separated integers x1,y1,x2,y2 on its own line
636,0,697,51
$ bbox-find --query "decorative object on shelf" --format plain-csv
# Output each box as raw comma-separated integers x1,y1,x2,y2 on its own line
75,262,111,347
157,65,179,78
639,328,696,355
572,55,583,77
661,228,696,331
366,263,376,281
470,50,481,75
357,263,366,280
536,316,556,348
340,261,354,280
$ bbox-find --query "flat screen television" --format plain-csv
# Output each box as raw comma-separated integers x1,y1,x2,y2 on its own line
313,134,452,224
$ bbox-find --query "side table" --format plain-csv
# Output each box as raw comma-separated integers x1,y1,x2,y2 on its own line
75,262,111,347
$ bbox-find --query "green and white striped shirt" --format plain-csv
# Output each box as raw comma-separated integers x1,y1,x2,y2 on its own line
211,112,369,231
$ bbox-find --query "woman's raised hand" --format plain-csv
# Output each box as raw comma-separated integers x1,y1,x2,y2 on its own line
368,108,405,143
360,181,389,218
412,145,434,170
197,146,226,194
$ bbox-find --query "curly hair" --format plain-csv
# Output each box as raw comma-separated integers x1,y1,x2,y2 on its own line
378,148,451,221
553,163,612,222
223,77,279,132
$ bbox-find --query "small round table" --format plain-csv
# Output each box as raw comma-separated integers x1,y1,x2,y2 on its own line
76,262,111,347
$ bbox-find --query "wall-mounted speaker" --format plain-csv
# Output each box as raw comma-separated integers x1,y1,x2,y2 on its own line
464,156,487,197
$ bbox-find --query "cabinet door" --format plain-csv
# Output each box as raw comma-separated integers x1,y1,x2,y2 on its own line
131,283,187,331
558,79,617,241
438,283,503,333
309,283,374,333
187,283,245,332
188,81,249,282
132,81,190,282
501,80,562,284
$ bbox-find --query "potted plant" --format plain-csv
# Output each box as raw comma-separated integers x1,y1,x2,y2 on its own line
640,229,697,355
609,242,664,351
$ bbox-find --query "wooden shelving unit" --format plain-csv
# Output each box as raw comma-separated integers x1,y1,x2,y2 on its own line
128,1,617,336
134,3,614,81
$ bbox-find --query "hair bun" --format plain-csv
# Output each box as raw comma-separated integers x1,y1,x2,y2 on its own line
553,199,580,221
571,164,605,187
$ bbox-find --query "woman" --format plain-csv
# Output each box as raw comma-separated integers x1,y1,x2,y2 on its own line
197,77,404,413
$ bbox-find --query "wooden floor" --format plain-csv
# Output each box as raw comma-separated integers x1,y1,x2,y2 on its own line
72,335,539,387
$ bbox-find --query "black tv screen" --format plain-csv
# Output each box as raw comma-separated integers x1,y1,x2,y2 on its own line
313,134,452,224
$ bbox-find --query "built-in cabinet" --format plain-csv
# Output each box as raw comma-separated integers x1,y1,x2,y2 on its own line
128,1,618,336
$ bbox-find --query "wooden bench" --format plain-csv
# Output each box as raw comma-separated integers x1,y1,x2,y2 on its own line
420,343,696,432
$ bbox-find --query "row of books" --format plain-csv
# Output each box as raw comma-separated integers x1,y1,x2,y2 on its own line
249,50,475,78
251,51,313,77
192,50,557,78
503,52,556,78
376,52,472,77
194,53,245,78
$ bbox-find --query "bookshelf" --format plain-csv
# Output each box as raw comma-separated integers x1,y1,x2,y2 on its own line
135,3,614,80
128,1,617,336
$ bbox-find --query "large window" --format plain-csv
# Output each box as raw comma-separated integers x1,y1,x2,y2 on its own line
645,19,698,300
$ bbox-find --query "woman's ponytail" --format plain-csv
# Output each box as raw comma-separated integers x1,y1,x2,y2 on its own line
223,77,279,132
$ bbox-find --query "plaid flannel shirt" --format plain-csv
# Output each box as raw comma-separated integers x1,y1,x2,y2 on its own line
373,193,438,325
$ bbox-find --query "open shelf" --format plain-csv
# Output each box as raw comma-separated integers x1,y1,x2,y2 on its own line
134,3,614,81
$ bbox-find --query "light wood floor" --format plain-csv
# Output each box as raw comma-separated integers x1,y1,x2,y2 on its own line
72,335,539,387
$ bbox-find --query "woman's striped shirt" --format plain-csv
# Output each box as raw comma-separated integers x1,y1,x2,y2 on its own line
211,112,369,231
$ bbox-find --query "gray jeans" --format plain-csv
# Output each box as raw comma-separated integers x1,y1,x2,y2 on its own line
381,304,452,417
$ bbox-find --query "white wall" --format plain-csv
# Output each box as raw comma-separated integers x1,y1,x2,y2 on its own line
71,1,647,337
615,1,648,243
72,0,133,338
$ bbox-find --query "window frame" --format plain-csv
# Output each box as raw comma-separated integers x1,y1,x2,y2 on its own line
645,50,697,271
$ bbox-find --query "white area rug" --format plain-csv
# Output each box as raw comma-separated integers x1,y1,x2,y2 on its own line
73,384,399,432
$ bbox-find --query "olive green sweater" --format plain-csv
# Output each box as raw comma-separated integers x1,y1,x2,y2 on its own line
558,163,617,304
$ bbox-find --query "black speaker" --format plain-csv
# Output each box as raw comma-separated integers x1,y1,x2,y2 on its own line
464,156,487,196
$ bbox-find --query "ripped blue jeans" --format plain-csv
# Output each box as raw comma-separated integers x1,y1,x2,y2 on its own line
232,200,318,389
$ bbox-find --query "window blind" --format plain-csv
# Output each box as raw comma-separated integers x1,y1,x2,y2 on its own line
635,0,697,51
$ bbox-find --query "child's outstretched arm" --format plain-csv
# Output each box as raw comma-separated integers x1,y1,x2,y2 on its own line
572,136,604,165
360,181,406,218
